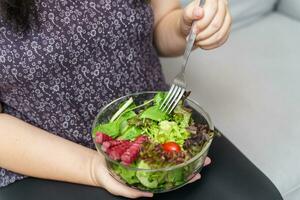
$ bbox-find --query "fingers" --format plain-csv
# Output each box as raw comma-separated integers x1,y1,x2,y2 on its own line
183,0,205,25
181,0,204,36
201,28,230,50
188,156,211,184
196,7,231,48
193,0,219,33
204,156,211,166
196,0,227,40
102,171,153,199
188,173,201,183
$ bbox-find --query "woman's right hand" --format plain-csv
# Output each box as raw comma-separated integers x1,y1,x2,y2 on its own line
91,152,211,199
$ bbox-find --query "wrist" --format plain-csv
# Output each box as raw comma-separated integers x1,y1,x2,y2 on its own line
88,151,106,187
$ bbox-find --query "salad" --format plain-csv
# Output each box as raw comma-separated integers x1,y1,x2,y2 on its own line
92,92,214,192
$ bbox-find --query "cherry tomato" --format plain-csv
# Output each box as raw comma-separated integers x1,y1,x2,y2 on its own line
163,142,181,152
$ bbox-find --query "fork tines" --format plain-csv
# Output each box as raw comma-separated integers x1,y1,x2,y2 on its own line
160,85,185,114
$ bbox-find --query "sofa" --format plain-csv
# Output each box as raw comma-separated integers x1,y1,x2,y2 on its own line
161,0,300,199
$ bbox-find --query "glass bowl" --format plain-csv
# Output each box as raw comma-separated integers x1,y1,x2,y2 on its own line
91,91,214,193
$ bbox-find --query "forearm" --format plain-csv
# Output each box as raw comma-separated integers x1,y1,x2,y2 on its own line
0,113,101,187
154,9,186,57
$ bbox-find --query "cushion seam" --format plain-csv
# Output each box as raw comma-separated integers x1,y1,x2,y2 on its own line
284,184,300,197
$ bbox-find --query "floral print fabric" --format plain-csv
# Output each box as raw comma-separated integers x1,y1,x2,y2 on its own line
0,0,167,187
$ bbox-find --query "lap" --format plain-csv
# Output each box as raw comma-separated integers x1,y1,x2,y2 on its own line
157,134,283,200
0,133,283,200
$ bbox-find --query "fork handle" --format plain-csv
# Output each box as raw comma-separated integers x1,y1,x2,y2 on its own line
180,0,206,74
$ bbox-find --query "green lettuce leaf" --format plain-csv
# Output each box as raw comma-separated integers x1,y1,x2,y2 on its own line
119,126,143,140
94,110,136,138
166,168,184,184
174,101,192,128
136,161,166,188
143,122,159,138
113,164,139,184
119,120,129,134
94,121,120,138
153,92,166,107
154,120,190,146
140,105,168,122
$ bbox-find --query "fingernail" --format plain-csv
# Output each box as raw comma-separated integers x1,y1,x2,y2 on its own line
192,174,201,181
205,157,211,165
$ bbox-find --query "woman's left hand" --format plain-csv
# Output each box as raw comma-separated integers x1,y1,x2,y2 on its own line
179,0,232,50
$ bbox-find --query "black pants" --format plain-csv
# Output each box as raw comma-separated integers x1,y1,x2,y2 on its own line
0,135,283,200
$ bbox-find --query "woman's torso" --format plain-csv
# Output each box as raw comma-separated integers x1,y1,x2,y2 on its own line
0,0,167,186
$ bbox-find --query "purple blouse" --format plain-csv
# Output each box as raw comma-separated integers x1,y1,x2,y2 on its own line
0,0,167,187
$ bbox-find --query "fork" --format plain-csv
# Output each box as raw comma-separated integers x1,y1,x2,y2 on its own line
160,0,206,114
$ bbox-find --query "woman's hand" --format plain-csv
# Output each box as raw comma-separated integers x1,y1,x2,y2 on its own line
180,0,232,50
91,153,211,199
91,154,153,198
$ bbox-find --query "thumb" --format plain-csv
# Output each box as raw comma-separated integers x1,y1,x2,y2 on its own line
182,0,204,26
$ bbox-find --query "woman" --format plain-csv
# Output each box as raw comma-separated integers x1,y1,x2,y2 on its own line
0,0,231,198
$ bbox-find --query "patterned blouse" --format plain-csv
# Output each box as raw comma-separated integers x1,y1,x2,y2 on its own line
0,0,167,187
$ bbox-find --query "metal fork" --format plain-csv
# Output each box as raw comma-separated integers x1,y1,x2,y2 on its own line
160,0,206,114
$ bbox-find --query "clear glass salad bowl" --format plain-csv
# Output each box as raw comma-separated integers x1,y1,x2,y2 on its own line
91,91,214,193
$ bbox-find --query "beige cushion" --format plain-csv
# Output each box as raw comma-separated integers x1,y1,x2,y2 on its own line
230,0,277,28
